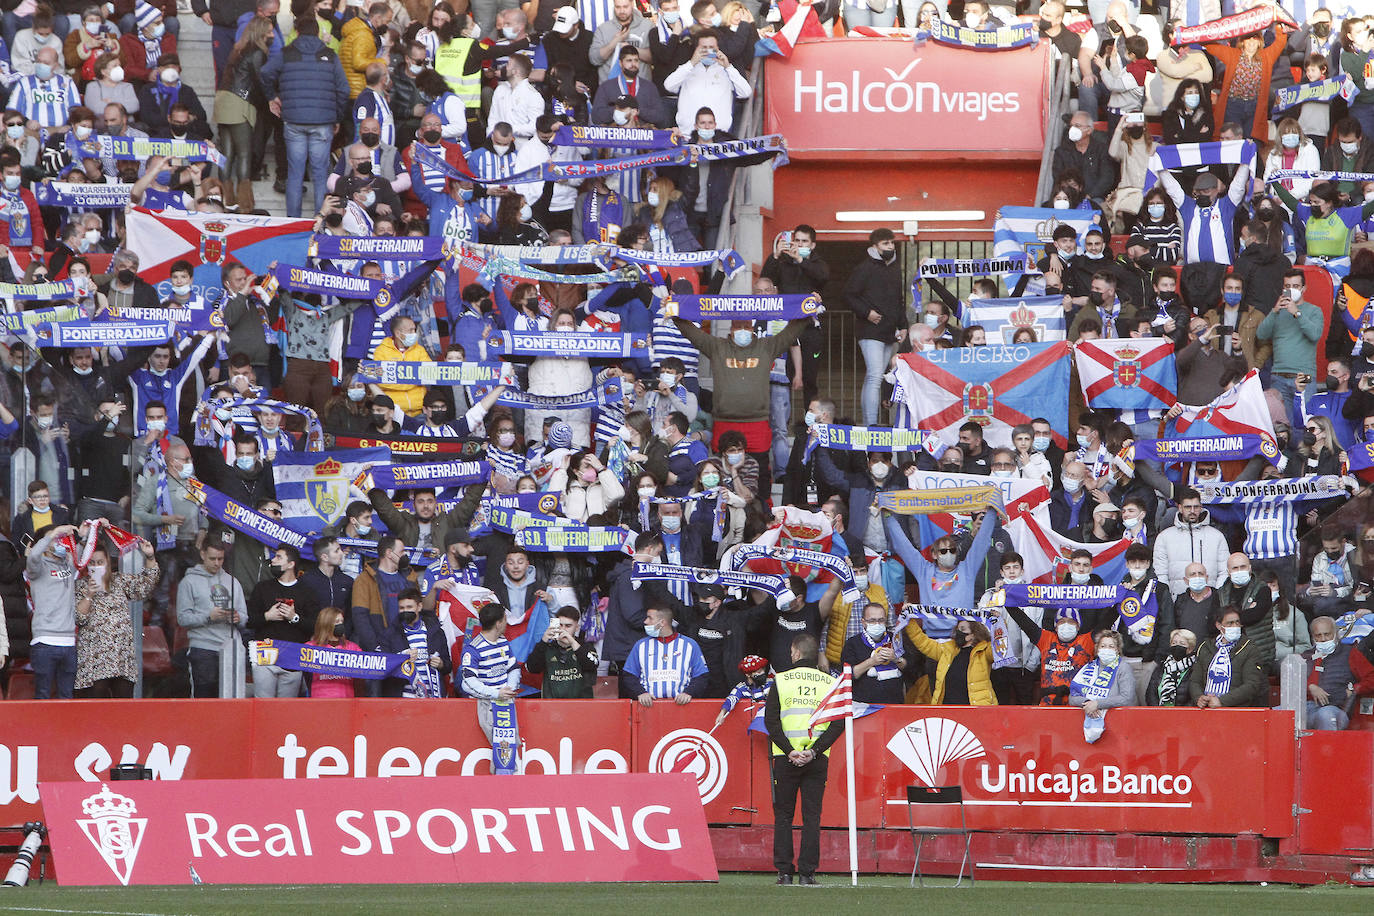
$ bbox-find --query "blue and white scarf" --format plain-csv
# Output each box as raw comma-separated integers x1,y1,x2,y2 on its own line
66,134,226,168
309,233,448,261
919,20,1037,50
553,124,682,150
731,543,861,604
472,378,627,411
1272,76,1358,113
632,561,786,597
485,446,526,482
1144,140,1257,192
184,479,316,559
918,256,1035,278
492,331,646,359
36,318,175,347
656,292,821,321
515,524,636,553
355,359,508,386
1070,659,1118,742
367,459,491,490
1205,636,1235,696
403,622,441,698
34,182,132,208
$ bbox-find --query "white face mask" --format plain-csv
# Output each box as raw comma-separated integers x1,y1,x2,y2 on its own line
1281,133,1300,149
1062,476,1082,493
35,414,53,429
519,203,533,221
347,387,365,401
1052,198,1071,210
923,313,941,328
853,574,868,590
1147,203,1166,220
864,622,886,640
492,142,510,155
732,329,753,347
870,462,890,480
1097,648,1119,665
108,65,124,83
84,20,101,35
161,67,179,85
74,125,92,140
1127,564,1148,580
1188,576,1208,592
1314,638,1336,656
1067,125,1084,142
1056,622,1077,641
1222,625,1242,642
659,371,677,388
1123,515,1143,529
992,469,1014,478
88,562,108,580
1184,93,1201,109
637,486,655,499
660,514,681,533
646,191,661,207
612,109,631,126
1070,570,1090,584
497,431,516,448
1341,140,1360,156
697,127,715,141
1230,570,1251,587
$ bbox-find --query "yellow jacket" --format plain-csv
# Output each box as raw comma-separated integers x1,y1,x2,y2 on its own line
372,336,430,414
339,16,387,98
904,621,998,706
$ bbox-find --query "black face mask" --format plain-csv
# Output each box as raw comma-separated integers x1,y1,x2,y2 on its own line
1276,434,1290,451
1088,290,1105,306
1169,644,1188,660
422,129,442,144
355,159,373,175
1256,207,1275,222
333,622,346,638
1193,193,1213,208
361,132,380,148
1099,518,1123,538
1325,374,1340,390
1303,431,1318,448
880,249,896,265
428,410,449,424
1156,292,1175,305
324,212,343,228
1134,253,1152,268
396,554,411,572
401,610,419,626
372,413,390,428
116,268,136,285
1312,23,1331,38
1037,18,1051,33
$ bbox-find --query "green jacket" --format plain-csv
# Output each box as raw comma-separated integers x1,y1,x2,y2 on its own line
367,482,485,550
671,318,805,422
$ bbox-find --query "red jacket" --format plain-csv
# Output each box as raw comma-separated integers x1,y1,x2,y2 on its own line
119,32,178,85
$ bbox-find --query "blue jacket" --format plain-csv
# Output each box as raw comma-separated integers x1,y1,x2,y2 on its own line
261,35,349,127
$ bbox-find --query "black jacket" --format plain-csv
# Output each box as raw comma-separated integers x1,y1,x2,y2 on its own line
1052,130,1117,201
843,249,903,342
1231,242,1287,314
378,614,452,697
10,504,72,551
762,249,830,297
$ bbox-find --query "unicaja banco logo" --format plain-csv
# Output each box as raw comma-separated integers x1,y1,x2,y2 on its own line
886,717,986,787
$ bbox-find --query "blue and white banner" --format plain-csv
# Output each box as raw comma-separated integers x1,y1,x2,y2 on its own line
731,543,861,604
0,280,82,301
367,459,491,490
491,701,520,775
991,583,1156,617
553,124,682,150
964,295,1066,344
464,240,746,277
893,604,1014,666
272,448,389,532
487,508,571,534
492,331,648,358
657,292,822,321
67,134,226,168
35,318,175,347
992,206,1100,291
270,262,389,302
515,524,636,553
308,233,448,261
0,305,80,332
1267,169,1374,184
473,377,627,411
921,19,1037,50
251,638,413,680
1272,75,1357,113
98,302,223,333
186,478,317,559
814,424,941,453
1196,475,1347,504
632,562,787,596
919,256,1037,279
1133,435,1266,463
34,181,132,209
354,360,511,386
1144,140,1257,192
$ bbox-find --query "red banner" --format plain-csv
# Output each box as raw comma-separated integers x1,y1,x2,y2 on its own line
764,39,1050,155
0,701,1298,841
41,773,716,886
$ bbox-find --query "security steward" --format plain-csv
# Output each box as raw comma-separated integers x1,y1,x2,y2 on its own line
764,633,844,886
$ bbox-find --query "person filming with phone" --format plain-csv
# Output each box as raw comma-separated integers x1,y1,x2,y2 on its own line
1258,269,1324,417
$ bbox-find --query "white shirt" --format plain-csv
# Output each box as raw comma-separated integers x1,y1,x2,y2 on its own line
487,79,545,145
512,138,587,213
664,59,752,133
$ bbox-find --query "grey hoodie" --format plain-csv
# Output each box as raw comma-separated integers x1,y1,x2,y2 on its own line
27,531,77,644
175,563,248,652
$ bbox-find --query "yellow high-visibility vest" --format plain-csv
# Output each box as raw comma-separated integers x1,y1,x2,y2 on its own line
769,666,836,757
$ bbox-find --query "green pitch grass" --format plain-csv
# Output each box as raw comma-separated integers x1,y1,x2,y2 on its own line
4,876,1371,915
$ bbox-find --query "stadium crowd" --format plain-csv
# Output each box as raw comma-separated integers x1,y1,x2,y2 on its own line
0,0,1372,740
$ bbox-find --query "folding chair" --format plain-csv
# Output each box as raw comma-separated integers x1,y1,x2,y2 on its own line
906,785,974,888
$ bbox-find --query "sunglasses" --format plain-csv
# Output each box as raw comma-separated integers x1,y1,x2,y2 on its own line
937,548,957,556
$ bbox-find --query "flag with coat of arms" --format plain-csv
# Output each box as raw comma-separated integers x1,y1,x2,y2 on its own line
1171,369,1280,465
125,207,315,301
272,448,390,534
965,296,1065,344
1074,337,1178,410
992,206,1101,292
894,341,1071,450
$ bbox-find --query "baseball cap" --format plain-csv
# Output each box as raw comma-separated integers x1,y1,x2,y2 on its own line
552,6,578,33
444,528,473,547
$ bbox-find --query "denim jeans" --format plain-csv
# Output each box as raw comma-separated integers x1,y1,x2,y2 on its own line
1307,701,1349,731
858,338,895,425
187,646,222,698
1223,96,1257,137
1269,374,1297,422
30,643,77,699
284,122,333,218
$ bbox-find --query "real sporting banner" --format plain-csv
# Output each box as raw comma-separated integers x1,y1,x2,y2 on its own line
990,583,1154,613
515,524,637,553
251,639,413,680
97,302,222,333
40,773,716,885
876,486,1001,516
964,296,1065,345
366,459,491,491
1074,337,1177,410
657,292,822,321
0,304,80,332
814,424,941,453
34,182,132,209
894,341,1071,449
553,124,683,150
473,378,627,411
492,331,648,358
1195,475,1347,504
355,360,511,386
1171,5,1297,45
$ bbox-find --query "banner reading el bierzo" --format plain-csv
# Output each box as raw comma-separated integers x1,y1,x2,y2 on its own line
42,774,717,886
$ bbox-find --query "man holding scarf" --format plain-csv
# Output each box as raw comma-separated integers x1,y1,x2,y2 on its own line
1190,607,1266,708
131,438,201,625
843,601,907,704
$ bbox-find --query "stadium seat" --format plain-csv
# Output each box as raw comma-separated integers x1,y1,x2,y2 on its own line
142,627,174,677
5,671,34,700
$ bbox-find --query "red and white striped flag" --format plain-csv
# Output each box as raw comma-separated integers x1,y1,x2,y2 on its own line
807,665,853,733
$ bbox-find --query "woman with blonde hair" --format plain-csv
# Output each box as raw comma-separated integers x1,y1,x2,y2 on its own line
635,174,699,254
1263,117,1321,198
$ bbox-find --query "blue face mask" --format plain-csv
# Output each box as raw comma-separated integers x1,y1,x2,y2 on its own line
459,188,474,201
1222,291,1242,306
1076,433,1093,449
1032,435,1050,452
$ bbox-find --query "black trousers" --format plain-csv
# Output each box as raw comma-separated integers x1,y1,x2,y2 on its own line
797,322,824,405
772,753,828,876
